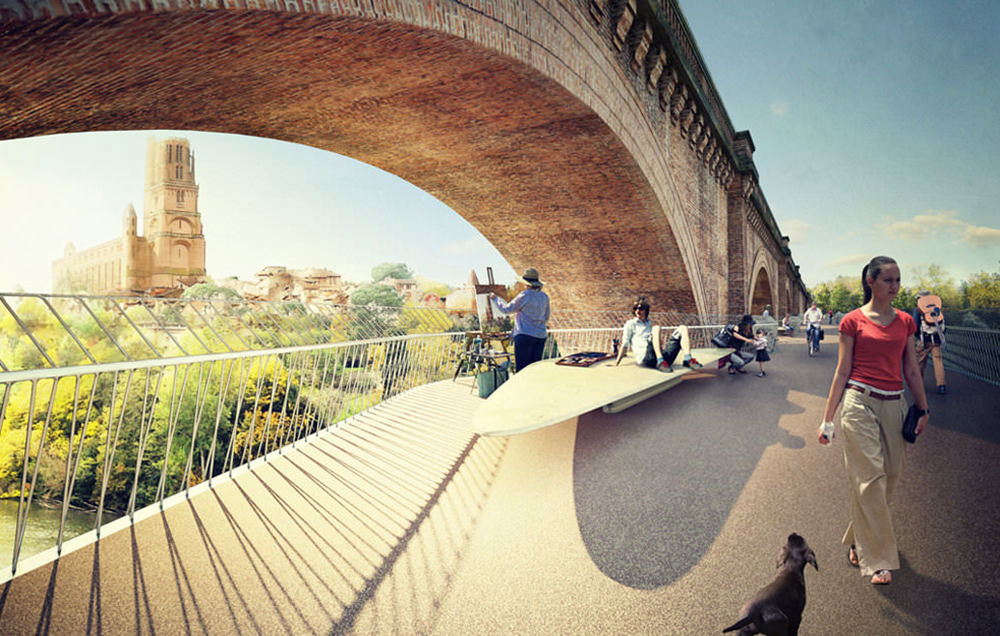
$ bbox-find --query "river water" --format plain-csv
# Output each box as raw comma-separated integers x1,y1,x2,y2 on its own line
0,499,99,566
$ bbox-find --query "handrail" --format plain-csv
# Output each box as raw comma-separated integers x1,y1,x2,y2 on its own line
0,330,467,577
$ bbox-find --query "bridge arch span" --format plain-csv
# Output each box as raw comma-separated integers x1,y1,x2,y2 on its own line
1,1,808,314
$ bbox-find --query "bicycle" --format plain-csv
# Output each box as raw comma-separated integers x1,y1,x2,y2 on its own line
807,324,821,356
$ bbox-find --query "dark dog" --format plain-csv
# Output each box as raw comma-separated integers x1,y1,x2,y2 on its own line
722,533,818,636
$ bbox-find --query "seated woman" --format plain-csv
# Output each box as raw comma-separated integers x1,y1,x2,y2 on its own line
615,298,702,372
779,313,794,334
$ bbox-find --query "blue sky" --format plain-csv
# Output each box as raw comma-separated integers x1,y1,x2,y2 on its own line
1,2,998,294
678,0,1000,287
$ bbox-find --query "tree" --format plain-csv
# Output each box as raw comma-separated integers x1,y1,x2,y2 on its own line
893,287,917,311
350,284,403,308
910,264,963,310
181,282,242,301
964,270,1000,310
371,263,413,282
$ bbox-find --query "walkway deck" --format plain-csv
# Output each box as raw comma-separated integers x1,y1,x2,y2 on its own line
2,331,999,634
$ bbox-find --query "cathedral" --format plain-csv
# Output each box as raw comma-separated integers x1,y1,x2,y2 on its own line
52,136,207,295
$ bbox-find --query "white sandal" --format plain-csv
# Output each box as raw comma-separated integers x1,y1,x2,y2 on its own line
871,569,891,585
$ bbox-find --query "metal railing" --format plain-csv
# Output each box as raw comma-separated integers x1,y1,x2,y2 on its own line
0,332,468,578
941,326,1000,388
0,291,823,579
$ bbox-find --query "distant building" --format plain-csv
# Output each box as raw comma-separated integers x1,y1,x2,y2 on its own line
382,277,419,301
220,266,350,303
52,137,206,295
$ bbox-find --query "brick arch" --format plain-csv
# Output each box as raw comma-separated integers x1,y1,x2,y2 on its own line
0,8,700,313
748,250,775,315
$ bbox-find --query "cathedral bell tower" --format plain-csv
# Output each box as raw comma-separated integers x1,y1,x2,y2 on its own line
143,137,206,290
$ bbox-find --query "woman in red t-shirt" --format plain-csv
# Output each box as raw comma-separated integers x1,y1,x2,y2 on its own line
817,255,930,586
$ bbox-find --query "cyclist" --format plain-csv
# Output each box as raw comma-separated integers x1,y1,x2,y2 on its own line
804,302,824,355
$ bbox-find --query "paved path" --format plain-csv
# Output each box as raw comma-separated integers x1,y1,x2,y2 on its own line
427,331,1000,635
1,330,998,634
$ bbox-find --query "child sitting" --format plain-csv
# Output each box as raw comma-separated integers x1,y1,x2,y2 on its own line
753,329,771,377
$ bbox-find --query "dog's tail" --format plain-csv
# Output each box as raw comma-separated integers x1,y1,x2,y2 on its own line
722,615,754,633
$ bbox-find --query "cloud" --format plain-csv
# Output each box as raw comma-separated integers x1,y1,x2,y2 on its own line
884,220,926,240
827,253,871,268
780,218,810,240
911,210,966,229
963,225,1000,248
770,101,789,116
879,210,1000,249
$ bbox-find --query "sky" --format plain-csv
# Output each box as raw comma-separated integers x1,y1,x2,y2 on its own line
0,131,517,293
1,1,998,294
677,0,1000,288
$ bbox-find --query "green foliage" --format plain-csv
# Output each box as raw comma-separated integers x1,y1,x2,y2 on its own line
964,270,1000,310
909,264,964,310
181,282,242,301
416,277,452,299
808,277,861,314
370,262,413,282
350,284,403,308
0,294,471,523
893,288,917,311
809,263,1000,313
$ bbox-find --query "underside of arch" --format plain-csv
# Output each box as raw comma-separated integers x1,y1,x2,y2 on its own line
0,11,697,312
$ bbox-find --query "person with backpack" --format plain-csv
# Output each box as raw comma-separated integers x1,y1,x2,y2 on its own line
912,290,947,394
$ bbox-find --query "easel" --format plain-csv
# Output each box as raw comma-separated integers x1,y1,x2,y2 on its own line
453,267,512,388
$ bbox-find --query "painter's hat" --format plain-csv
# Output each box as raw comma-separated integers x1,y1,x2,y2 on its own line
521,268,544,286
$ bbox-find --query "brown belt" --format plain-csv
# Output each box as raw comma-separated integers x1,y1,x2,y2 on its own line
847,384,901,400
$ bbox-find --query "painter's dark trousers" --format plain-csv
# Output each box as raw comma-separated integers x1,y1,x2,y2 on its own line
513,334,546,372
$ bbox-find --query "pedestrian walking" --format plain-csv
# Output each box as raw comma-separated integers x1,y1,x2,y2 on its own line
817,255,930,586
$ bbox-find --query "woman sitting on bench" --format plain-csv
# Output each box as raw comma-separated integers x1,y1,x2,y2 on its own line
615,298,702,372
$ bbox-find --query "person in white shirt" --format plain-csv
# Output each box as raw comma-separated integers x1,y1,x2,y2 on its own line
614,298,702,372
804,302,824,355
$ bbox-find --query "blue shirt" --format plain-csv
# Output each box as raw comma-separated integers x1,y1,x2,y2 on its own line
491,288,550,339
621,317,653,365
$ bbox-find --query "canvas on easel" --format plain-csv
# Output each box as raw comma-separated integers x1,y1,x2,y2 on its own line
474,266,508,325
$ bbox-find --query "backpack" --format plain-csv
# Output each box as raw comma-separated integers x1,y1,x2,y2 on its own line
711,325,735,348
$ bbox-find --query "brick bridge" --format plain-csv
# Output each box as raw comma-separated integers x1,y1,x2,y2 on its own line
0,0,808,316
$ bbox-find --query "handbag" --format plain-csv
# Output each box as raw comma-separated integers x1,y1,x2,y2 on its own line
902,405,920,443
711,325,734,348
818,329,825,340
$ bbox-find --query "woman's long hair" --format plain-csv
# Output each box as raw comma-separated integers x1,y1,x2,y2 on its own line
861,256,897,304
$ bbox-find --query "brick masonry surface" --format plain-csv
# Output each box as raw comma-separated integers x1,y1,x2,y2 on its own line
0,0,808,316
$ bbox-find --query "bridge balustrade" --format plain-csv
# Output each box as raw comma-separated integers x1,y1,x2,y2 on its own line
940,326,1000,388
0,293,720,579
2,293,994,581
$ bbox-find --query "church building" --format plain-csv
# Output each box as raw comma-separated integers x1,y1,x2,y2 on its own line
52,136,207,295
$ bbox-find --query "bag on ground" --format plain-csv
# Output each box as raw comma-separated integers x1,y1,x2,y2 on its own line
477,367,508,398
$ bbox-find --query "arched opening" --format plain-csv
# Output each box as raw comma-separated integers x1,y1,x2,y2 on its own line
0,9,698,312
750,266,773,315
